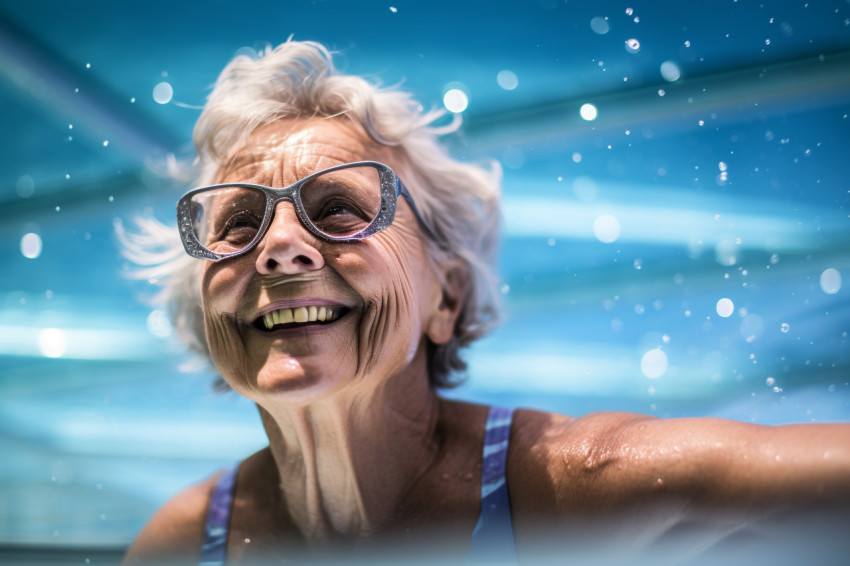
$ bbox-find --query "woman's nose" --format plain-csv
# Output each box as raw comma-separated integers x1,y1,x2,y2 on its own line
255,202,325,275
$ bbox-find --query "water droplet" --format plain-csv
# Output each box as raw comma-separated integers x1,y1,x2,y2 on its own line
625,38,641,53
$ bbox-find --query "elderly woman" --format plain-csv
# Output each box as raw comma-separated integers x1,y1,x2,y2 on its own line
123,41,849,564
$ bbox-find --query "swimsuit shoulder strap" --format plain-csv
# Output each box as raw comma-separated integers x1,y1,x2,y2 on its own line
199,463,239,566
468,406,516,563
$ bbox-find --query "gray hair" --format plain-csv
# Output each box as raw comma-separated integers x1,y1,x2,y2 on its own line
120,40,501,388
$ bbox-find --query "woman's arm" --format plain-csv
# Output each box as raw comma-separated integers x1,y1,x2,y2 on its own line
509,410,850,536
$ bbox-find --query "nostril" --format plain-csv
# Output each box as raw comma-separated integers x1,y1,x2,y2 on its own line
264,254,313,272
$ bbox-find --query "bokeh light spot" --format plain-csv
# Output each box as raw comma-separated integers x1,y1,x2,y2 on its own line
593,214,620,243
641,349,668,379
443,89,468,113
496,70,518,90
716,298,734,318
820,268,841,294
153,81,174,104
39,328,67,358
660,61,681,82
580,103,598,121
590,17,610,34
20,233,42,259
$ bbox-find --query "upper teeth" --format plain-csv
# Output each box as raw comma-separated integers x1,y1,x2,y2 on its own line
262,306,340,329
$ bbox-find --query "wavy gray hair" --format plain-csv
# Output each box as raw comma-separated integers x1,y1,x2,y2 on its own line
120,40,501,388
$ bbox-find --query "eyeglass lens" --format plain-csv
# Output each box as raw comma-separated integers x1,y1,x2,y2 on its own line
188,165,383,254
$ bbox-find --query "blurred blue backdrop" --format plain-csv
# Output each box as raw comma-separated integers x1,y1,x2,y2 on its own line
1,0,848,556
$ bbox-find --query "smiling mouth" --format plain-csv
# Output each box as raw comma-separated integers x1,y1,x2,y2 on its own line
254,305,348,332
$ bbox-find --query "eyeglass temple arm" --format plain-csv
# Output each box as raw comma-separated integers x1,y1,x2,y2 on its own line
396,179,445,247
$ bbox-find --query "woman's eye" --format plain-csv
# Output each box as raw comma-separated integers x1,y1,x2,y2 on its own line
325,204,354,217
222,212,261,239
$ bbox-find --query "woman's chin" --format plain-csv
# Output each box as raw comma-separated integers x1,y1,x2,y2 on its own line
252,356,344,405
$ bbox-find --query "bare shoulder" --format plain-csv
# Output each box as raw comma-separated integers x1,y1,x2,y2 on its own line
122,471,221,565
507,409,651,514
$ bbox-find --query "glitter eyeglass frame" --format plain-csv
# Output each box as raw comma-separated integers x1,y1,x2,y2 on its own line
177,161,436,262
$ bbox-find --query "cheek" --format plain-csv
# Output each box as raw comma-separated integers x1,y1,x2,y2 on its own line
340,233,434,376
201,264,257,391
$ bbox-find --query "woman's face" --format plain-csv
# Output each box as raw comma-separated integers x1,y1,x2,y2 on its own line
200,118,449,405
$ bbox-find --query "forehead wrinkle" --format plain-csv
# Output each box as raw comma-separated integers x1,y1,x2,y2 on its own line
217,118,400,187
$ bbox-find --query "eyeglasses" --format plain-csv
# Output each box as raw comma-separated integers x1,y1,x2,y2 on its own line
177,161,436,261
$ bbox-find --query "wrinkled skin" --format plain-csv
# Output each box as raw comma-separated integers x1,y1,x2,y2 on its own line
197,117,466,540
200,118,454,408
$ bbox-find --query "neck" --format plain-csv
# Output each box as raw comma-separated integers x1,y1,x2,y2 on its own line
256,358,441,541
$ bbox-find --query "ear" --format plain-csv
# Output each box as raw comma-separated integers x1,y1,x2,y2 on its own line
425,259,468,345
